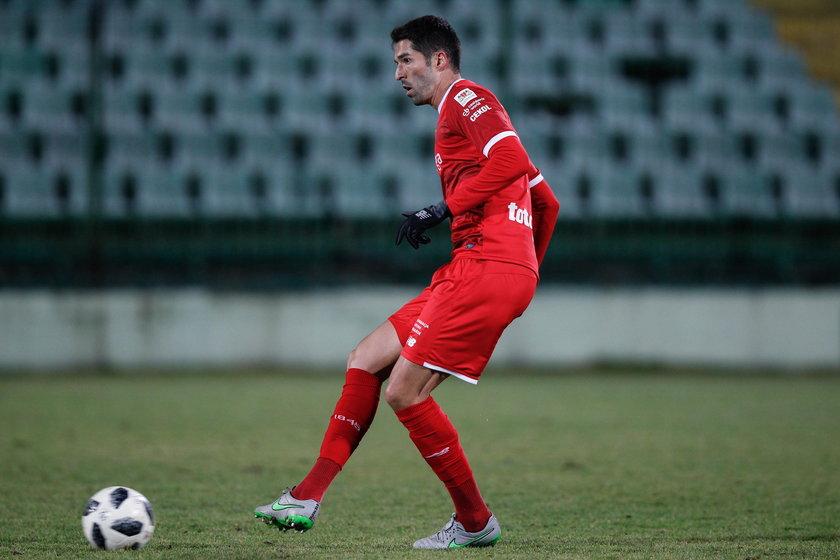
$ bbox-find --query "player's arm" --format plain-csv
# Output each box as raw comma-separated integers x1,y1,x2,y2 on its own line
527,165,559,267
444,135,530,215
396,136,534,250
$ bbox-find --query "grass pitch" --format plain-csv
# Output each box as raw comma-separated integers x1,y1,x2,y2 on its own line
1,369,838,559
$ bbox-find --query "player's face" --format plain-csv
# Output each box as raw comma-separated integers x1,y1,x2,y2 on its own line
393,39,437,106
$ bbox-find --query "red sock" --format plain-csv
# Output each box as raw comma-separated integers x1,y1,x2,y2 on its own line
292,369,382,502
396,397,491,532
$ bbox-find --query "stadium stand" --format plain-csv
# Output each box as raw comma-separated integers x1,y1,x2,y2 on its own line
0,0,839,286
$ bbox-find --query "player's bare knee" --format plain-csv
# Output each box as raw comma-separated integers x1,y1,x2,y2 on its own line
384,383,414,411
346,346,361,371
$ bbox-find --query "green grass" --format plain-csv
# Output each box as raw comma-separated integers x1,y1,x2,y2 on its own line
1,369,838,559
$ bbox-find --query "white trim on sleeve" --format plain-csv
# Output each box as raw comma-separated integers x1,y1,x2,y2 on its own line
528,173,544,188
482,130,518,158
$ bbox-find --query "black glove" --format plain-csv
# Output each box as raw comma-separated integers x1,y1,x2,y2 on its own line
395,200,451,249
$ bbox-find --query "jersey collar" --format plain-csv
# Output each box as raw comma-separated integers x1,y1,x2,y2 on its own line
437,78,465,114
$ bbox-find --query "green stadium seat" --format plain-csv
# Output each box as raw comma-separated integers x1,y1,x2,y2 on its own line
2,164,87,217
215,88,283,133
786,83,840,130
629,123,670,168
598,82,649,127
756,131,808,171
569,47,615,91
544,160,586,218
21,84,84,132
719,165,777,218
725,88,784,134
0,129,28,166
692,50,759,92
756,45,808,90
153,85,216,132
239,129,294,167
661,86,719,133
0,45,54,89
126,166,195,216
602,10,657,55
200,164,265,217
594,166,651,218
651,162,715,218
102,84,153,133
656,10,704,54
334,166,395,217
775,164,840,218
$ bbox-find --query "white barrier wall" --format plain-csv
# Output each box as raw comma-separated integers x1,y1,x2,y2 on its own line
2,288,839,370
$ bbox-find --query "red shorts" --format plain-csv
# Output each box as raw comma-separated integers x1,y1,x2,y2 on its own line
388,258,537,384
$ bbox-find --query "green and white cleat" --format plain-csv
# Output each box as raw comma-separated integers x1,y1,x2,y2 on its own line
254,488,320,533
412,513,501,549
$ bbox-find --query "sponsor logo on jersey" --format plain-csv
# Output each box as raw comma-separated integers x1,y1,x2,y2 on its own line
454,88,478,107
467,98,485,110
407,336,417,347
469,105,491,122
508,202,533,229
435,153,443,172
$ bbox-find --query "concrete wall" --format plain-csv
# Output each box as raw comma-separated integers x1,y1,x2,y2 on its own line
2,288,839,370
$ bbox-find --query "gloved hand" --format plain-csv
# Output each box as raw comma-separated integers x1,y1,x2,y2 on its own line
395,200,451,249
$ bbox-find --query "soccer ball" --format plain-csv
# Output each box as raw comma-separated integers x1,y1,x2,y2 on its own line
81,486,155,550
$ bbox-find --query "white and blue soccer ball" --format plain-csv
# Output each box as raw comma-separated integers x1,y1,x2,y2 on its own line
81,486,155,550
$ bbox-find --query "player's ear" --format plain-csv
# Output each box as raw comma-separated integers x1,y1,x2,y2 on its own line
433,51,447,70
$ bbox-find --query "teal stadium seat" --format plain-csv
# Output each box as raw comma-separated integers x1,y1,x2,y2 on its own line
775,164,840,219
200,164,266,217
651,162,715,218
718,165,777,218
589,166,649,218
3,164,87,217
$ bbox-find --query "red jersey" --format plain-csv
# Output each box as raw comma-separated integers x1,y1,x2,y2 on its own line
435,79,538,275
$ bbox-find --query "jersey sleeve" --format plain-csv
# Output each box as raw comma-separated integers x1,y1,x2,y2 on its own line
444,85,529,215
528,166,560,267
446,84,518,160
445,135,530,215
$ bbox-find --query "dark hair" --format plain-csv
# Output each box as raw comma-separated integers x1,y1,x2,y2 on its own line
390,15,461,72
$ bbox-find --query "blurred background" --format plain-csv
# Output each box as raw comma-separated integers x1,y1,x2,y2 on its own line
1,0,839,370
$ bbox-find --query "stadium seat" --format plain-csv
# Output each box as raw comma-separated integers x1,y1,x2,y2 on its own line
725,87,784,134
785,82,840,130
334,165,395,217
601,9,657,55
103,158,199,217
1,0,839,227
775,164,840,218
629,122,671,168
130,166,195,217
756,131,808,171
660,85,720,133
21,84,84,133
2,164,87,217
199,164,265,217
597,82,650,128
650,162,716,218
588,165,648,218
656,10,705,54
102,84,151,133
718,165,778,218
152,84,216,132
756,45,808,90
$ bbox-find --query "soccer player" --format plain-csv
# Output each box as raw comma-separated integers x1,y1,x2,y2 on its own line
255,15,559,549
